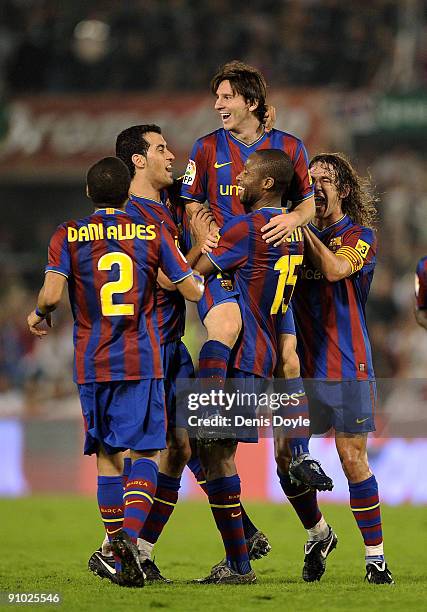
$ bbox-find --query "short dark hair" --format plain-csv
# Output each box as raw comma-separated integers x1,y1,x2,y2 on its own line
309,153,378,229
115,124,162,178
252,149,294,194
210,60,267,124
86,156,131,207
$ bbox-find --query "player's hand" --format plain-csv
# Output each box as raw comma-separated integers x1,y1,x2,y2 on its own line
261,211,300,246
264,105,276,133
190,208,216,246
201,229,220,254
27,310,52,337
185,201,205,220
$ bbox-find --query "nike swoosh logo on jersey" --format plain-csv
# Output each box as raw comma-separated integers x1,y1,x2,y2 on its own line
231,512,242,518
214,161,232,169
356,417,369,424
97,554,116,575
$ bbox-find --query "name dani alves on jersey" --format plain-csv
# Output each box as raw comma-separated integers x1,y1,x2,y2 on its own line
67,223,157,243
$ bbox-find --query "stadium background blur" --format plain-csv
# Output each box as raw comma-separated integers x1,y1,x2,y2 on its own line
0,0,426,503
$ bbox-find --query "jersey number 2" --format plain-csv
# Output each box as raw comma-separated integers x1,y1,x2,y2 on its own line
271,254,304,315
98,252,134,316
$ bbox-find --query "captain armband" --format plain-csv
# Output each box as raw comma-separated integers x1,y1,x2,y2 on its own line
335,247,364,274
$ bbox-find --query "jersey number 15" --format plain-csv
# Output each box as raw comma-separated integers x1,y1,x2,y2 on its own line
270,254,303,315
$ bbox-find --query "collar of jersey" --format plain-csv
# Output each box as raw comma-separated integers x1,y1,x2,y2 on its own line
259,205,285,211
94,207,125,215
129,193,163,206
227,129,267,148
309,214,349,235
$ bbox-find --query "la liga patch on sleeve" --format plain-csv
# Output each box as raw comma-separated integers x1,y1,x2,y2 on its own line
183,159,196,185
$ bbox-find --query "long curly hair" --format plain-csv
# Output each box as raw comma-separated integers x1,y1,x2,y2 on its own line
310,153,379,229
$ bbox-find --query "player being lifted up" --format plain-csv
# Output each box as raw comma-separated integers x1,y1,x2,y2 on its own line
288,153,394,584
27,157,204,588
192,149,308,584
183,60,331,489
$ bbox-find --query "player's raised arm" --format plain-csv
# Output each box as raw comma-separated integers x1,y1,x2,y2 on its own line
27,271,67,337
303,226,353,282
263,104,276,133
184,200,206,219
261,194,315,246
261,139,315,245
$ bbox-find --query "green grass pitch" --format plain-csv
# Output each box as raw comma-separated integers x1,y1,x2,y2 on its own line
1,497,426,611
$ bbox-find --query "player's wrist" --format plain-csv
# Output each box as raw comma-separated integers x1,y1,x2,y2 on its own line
35,307,47,318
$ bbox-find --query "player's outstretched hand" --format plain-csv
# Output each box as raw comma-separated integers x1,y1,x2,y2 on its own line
201,229,220,254
264,105,276,132
27,310,52,338
261,211,300,246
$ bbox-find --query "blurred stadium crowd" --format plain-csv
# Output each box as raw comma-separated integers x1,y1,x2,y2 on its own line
0,0,426,419
0,0,426,94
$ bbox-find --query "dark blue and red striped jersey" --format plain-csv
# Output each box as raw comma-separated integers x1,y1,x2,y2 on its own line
180,128,314,226
207,207,304,377
126,190,192,344
45,208,192,384
415,256,427,310
292,215,376,380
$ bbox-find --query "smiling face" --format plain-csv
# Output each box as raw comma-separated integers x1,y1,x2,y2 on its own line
236,155,267,208
214,80,258,133
310,161,344,223
143,132,175,189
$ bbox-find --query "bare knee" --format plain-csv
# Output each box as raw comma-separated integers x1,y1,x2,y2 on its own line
168,440,191,464
97,447,124,476
198,442,237,480
131,449,160,466
204,303,242,347
161,431,192,476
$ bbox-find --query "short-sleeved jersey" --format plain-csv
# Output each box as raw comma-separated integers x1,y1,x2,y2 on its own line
207,207,304,377
415,256,427,310
45,208,192,384
292,215,376,380
126,189,192,344
181,128,314,226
